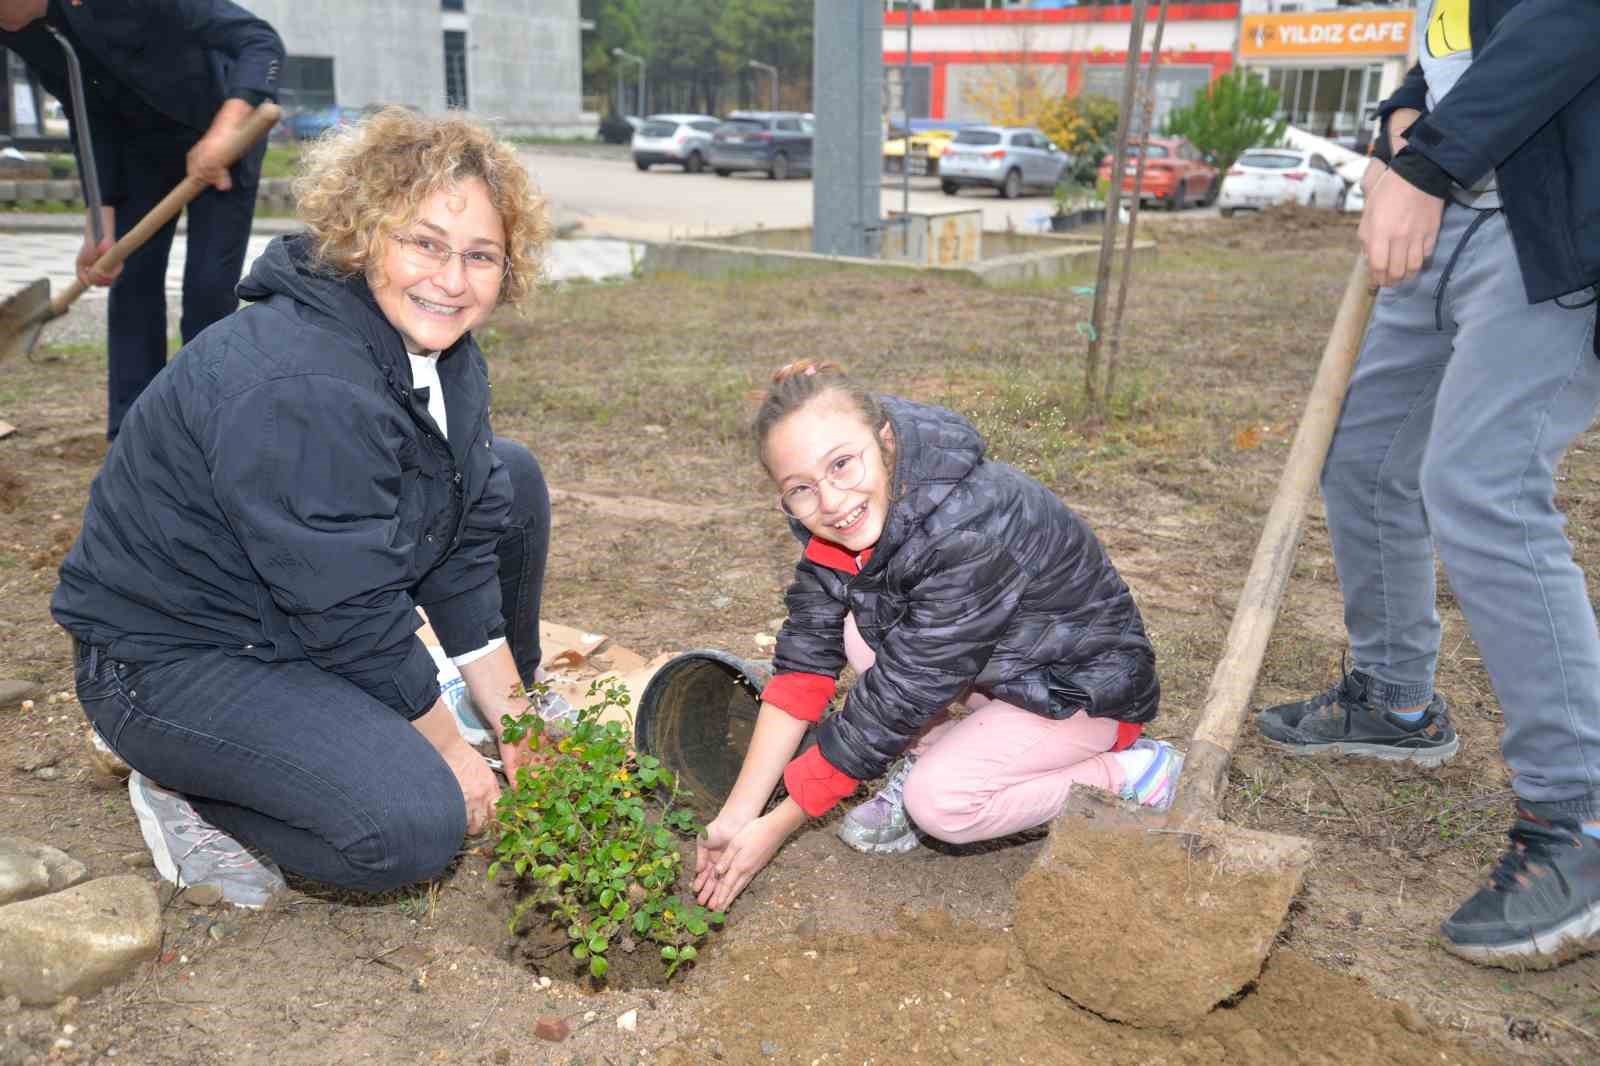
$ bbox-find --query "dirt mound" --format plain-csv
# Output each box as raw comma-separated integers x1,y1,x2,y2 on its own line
658,909,1496,1066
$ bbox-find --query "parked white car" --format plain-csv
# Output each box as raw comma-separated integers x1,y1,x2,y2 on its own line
631,113,721,173
1218,148,1348,216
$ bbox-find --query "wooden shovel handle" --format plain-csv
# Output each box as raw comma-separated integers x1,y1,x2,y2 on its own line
1170,255,1377,825
49,101,283,317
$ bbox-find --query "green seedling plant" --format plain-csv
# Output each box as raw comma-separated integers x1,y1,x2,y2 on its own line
490,679,723,981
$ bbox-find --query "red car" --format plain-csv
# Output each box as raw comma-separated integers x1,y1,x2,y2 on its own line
1097,137,1219,210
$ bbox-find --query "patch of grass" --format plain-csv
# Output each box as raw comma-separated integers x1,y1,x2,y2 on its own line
260,145,303,180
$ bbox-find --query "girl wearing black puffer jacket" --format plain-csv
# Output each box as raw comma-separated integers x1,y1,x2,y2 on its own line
693,361,1181,911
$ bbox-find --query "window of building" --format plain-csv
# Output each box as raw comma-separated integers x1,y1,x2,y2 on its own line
444,30,468,109
442,1,465,11
1262,64,1384,140
277,56,336,112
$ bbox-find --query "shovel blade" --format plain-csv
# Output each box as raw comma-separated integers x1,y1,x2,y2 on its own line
1015,787,1314,1030
0,279,52,362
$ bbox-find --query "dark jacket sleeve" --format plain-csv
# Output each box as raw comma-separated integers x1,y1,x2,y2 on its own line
169,0,284,103
819,530,1028,782
1403,2,1600,189
207,374,440,719
412,432,512,657
1372,64,1428,165
770,558,850,682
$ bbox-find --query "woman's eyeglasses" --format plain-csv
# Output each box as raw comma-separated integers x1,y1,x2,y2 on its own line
779,451,867,518
391,233,510,278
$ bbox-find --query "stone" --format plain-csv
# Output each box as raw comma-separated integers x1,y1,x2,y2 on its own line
533,1016,569,1042
0,836,89,906
51,996,78,1020
0,681,41,711
31,768,60,782
760,1039,780,1057
118,854,151,871
0,876,162,1005
13,746,61,773
617,1008,638,1032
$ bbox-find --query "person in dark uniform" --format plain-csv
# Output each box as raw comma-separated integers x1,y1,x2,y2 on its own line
0,0,283,438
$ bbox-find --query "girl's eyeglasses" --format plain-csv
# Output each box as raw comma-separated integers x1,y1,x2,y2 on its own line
779,452,867,518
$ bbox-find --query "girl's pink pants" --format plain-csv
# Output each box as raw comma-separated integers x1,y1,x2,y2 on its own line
843,613,1128,844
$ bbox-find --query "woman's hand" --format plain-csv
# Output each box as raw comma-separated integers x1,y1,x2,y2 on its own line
441,741,502,836
693,799,806,912
410,697,501,835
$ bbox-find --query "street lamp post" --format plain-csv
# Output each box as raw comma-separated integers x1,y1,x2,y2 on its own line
746,59,778,112
612,47,645,117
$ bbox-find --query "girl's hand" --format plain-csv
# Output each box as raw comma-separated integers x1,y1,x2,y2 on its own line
694,800,806,911
694,809,754,898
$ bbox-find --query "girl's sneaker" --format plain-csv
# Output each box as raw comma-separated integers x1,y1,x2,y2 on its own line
1114,739,1184,811
837,757,921,854
128,771,286,909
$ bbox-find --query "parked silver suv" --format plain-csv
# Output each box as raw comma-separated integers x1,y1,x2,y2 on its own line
632,113,721,173
939,126,1069,199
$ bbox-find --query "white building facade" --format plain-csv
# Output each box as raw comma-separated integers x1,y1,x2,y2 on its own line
240,0,589,135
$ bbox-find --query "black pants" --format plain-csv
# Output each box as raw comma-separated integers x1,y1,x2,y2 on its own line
492,437,551,685
105,133,265,438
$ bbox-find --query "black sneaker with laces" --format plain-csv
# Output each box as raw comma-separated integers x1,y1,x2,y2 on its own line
1254,669,1460,766
1440,803,1600,969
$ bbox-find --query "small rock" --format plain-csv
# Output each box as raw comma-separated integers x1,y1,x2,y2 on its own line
181,884,223,908
0,680,41,711
0,876,161,1005
710,594,732,610
409,971,427,993
760,1039,780,1057
13,748,60,773
206,921,237,942
0,995,18,1014
118,853,151,871
533,1016,569,1042
51,996,78,1020
31,767,60,782
494,1050,510,1065
617,1008,638,1032
0,836,90,906
535,975,551,990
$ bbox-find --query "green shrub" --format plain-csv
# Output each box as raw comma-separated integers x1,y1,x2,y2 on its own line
491,680,724,980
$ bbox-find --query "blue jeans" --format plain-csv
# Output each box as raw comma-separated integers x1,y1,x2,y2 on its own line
74,437,551,891
1322,204,1600,810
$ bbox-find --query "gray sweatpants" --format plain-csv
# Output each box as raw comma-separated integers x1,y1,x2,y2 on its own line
1322,202,1600,808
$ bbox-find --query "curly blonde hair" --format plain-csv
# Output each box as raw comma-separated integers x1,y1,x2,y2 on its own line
294,107,549,304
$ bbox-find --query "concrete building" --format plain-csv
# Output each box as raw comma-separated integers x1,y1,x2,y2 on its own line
884,1,1418,144
884,4,1238,132
239,0,590,135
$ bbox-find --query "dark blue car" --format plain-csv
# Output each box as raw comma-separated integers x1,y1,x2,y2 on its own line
708,111,814,181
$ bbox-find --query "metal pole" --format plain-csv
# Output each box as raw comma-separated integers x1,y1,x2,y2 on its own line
1105,0,1170,404
902,4,912,222
747,61,778,112
1083,1,1148,408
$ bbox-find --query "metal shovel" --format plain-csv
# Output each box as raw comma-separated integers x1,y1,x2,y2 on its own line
0,101,281,363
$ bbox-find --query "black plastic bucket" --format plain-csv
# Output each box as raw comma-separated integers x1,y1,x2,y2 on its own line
634,649,775,820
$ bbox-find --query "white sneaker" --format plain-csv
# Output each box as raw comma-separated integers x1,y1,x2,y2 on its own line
128,771,286,909
837,757,921,854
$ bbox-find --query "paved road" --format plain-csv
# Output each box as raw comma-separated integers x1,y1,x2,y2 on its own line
516,146,1193,241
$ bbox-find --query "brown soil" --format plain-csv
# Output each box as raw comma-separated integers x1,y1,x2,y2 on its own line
1,213,1595,1065
657,910,1497,1066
